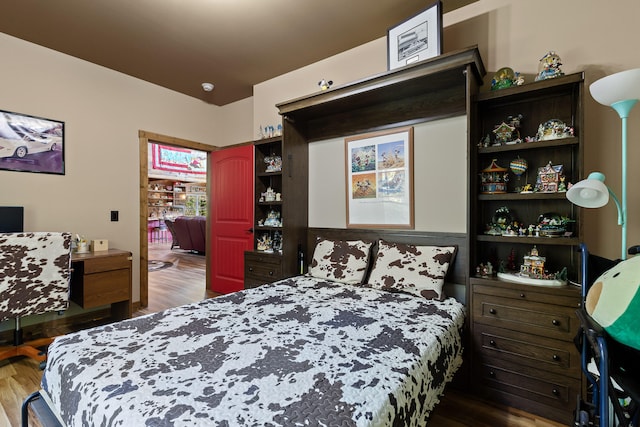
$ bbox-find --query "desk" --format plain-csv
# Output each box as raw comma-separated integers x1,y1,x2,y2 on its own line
71,249,132,321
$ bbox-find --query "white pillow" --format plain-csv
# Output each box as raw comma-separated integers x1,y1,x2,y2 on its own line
309,238,373,284
367,240,456,300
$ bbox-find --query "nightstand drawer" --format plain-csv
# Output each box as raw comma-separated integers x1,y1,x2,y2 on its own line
245,251,282,266
245,263,282,280
78,269,131,308
82,254,131,274
473,293,579,341
474,324,580,378
244,251,283,288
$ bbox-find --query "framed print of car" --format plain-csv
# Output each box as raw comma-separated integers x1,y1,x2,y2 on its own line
0,109,65,175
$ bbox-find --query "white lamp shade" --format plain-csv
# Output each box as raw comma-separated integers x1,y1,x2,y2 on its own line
590,68,640,106
566,173,610,208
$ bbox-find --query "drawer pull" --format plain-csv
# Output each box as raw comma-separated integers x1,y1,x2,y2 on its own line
269,271,274,276
489,340,496,347
488,371,495,378
552,388,560,396
552,319,560,326
248,267,253,272
520,293,525,298
552,354,560,361
489,308,496,315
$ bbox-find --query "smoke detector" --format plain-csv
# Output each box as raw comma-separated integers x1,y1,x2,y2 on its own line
201,82,214,92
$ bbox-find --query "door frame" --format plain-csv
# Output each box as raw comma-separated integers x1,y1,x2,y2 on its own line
138,130,217,307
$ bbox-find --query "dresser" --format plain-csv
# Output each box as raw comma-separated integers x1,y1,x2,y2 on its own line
471,279,581,424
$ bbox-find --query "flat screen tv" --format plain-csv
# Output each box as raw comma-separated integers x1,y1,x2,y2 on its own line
0,206,24,232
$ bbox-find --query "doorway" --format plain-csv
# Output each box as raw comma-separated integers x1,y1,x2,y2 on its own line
138,131,216,308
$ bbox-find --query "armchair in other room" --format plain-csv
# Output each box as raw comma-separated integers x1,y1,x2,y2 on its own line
164,219,180,250
0,232,72,368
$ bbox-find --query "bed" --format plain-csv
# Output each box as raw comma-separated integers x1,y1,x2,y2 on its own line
24,230,468,427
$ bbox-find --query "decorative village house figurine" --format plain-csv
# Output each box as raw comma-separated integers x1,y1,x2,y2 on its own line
521,245,545,276
535,161,564,193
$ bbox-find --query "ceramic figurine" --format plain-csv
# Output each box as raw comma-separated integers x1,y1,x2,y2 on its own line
318,79,333,91
480,159,509,194
257,234,272,252
514,71,525,86
262,187,276,202
558,176,567,192
535,51,564,81
509,157,528,177
536,119,574,141
491,67,525,90
264,209,281,227
491,67,516,90
537,212,574,237
535,161,564,193
264,154,282,172
492,122,516,145
485,206,513,235
272,231,282,252
478,134,491,147
492,114,523,145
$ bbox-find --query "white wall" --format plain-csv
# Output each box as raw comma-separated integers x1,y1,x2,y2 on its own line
309,117,467,232
0,32,252,307
253,0,640,261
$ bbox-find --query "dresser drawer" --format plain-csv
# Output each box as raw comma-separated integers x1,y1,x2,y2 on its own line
473,323,580,379
477,358,581,415
473,283,580,308
473,293,579,341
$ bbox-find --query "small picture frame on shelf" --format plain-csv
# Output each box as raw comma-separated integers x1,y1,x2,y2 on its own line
387,1,442,70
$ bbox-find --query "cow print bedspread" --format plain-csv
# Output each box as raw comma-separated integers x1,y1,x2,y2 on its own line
41,276,465,427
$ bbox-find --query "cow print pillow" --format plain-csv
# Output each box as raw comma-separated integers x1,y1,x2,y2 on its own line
309,238,373,284
367,240,456,300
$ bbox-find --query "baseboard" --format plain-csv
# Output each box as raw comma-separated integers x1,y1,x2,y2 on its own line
0,308,113,345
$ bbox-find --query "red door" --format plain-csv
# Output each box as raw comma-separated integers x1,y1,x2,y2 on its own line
210,145,254,293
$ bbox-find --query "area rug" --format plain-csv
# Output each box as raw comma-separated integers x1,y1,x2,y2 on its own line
148,260,173,271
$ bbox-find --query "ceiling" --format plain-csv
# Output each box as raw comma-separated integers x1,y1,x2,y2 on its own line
0,0,475,106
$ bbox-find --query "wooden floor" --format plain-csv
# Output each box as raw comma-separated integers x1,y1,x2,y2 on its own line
0,242,568,426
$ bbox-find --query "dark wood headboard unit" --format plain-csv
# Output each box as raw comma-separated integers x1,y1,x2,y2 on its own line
278,46,485,305
307,227,468,288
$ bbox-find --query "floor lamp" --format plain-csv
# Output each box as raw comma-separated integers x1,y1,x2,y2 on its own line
567,68,640,260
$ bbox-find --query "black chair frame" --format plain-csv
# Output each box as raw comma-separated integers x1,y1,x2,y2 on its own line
575,243,640,427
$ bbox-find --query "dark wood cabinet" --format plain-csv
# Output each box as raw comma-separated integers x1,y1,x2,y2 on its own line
244,134,308,288
469,73,585,424
471,279,581,424
244,251,282,289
